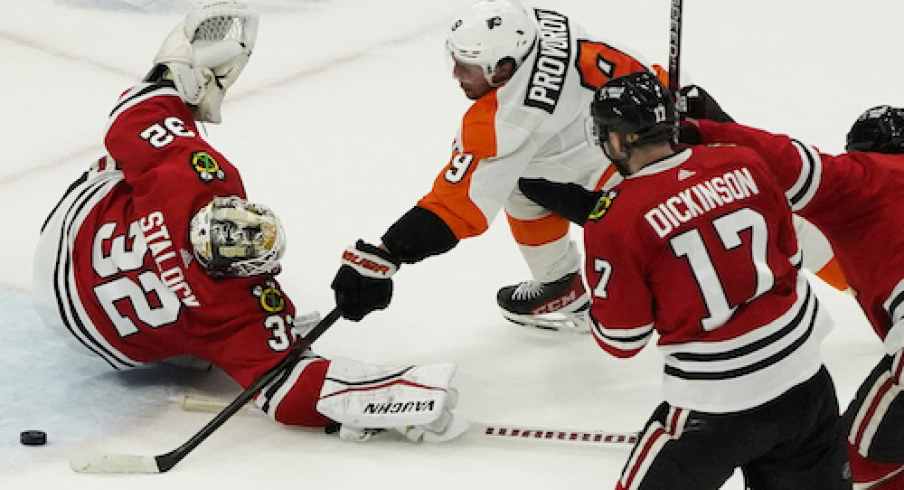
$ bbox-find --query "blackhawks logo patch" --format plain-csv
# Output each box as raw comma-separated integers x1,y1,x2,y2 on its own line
251,280,286,313
588,190,619,222
190,151,226,182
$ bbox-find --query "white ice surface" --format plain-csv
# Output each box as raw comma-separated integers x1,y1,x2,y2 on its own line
1,0,901,487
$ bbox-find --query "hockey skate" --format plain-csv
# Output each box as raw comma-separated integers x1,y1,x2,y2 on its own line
496,272,591,333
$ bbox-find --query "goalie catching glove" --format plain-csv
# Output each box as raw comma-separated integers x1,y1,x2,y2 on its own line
332,240,401,321
316,358,469,443
152,1,259,123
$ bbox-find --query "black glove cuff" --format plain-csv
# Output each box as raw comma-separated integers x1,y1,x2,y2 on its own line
518,178,602,225
382,207,459,264
678,85,734,123
354,240,401,268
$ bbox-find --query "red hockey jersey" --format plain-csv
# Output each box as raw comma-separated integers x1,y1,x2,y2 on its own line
583,146,831,413
697,119,904,353
38,83,330,426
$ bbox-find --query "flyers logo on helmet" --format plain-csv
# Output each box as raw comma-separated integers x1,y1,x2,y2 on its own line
191,151,226,182
588,190,619,222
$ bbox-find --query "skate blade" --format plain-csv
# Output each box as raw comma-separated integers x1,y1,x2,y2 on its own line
499,308,590,334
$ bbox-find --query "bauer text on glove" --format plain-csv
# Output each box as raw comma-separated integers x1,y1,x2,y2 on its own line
331,240,401,321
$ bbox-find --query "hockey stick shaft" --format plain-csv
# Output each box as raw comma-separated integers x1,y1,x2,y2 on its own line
72,307,342,474
478,423,638,445
179,395,639,446
668,0,683,91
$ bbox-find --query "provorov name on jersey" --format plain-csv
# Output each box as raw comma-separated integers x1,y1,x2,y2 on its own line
524,9,571,113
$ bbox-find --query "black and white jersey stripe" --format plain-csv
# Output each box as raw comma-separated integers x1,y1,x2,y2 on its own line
255,352,323,418
787,139,823,212
47,170,140,370
847,354,902,458
882,278,904,353
591,321,654,355
884,279,904,328
105,83,182,134
659,276,829,413
665,284,815,381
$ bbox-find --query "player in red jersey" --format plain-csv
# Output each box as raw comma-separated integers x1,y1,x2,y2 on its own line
522,72,851,489
31,2,466,444
684,92,904,489
331,0,663,333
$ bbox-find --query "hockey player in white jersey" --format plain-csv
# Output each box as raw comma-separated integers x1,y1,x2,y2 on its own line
331,0,663,332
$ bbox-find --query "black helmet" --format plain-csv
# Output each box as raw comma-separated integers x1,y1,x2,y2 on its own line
846,105,904,154
590,72,677,148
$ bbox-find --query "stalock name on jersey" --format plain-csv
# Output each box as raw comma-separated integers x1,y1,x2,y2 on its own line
523,9,571,114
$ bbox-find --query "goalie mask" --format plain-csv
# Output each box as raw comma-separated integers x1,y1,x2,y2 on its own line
189,196,285,278
846,105,904,154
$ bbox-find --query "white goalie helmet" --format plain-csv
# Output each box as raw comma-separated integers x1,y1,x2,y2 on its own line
189,196,286,278
154,2,259,123
446,0,538,85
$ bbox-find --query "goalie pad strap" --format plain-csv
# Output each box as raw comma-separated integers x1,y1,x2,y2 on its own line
316,357,456,427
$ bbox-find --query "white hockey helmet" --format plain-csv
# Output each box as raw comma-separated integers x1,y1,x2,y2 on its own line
446,0,538,85
189,196,285,277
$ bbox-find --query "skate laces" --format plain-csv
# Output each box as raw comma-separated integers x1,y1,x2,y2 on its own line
511,280,545,300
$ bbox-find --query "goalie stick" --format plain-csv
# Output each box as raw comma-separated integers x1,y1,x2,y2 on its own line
178,394,639,446
70,307,342,475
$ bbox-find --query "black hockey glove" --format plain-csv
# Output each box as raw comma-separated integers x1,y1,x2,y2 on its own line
676,85,734,123
675,85,735,146
331,240,401,321
518,178,602,226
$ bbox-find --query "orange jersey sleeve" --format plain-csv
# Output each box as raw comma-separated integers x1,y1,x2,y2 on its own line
418,93,500,239
575,40,655,90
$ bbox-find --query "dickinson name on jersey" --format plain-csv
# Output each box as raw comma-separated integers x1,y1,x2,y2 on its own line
644,167,760,238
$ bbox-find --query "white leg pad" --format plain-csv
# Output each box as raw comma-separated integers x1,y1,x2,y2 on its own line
316,357,456,428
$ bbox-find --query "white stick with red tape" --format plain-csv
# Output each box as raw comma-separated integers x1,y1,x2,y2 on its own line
178,395,639,445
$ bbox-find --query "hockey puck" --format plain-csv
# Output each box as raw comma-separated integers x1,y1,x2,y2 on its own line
20,430,47,446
